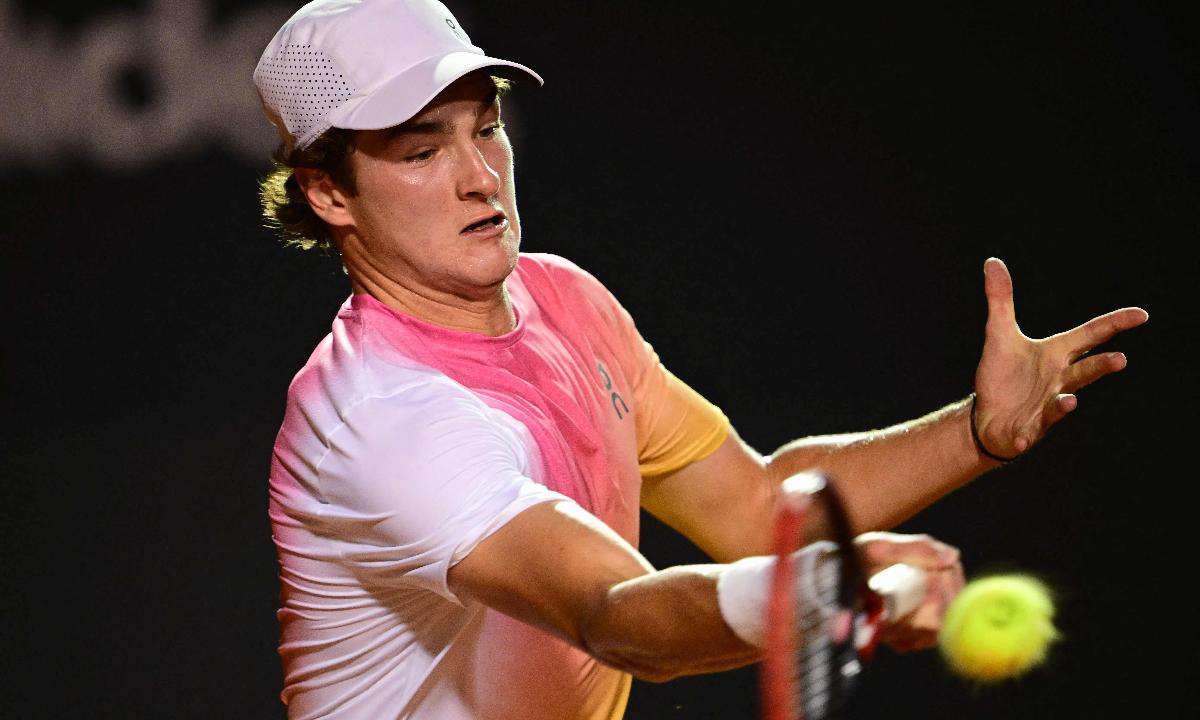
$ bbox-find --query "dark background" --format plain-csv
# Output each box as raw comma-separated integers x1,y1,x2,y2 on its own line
2,1,1194,717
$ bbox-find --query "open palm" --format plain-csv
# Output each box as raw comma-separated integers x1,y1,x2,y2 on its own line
972,258,1148,459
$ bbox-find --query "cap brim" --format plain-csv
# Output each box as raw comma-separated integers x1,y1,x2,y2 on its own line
329,52,543,132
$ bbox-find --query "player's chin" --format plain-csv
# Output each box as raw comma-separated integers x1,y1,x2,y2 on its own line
487,244,520,282
454,246,519,291
464,228,518,267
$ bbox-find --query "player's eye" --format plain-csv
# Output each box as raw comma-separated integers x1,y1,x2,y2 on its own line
478,121,506,139
404,148,436,162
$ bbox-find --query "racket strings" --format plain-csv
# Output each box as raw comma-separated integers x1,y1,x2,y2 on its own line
792,548,855,719
764,477,870,720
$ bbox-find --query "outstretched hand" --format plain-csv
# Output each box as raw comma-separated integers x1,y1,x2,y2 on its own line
973,257,1148,460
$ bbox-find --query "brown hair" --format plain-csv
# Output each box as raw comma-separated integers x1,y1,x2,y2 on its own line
259,76,512,254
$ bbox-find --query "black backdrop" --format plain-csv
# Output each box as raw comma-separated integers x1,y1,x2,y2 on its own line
2,1,1195,718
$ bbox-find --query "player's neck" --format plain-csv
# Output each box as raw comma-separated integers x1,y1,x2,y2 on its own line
351,274,517,337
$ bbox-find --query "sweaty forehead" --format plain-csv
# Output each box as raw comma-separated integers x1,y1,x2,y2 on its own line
402,73,499,130
351,73,500,154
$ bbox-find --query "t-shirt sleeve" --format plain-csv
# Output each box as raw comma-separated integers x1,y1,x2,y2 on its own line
548,255,731,478
631,347,731,478
311,380,569,604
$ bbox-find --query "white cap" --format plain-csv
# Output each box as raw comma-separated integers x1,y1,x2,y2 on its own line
253,0,543,152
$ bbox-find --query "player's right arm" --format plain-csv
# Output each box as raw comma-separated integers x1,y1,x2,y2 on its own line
447,499,757,682
313,378,758,682
317,374,954,682
447,500,961,681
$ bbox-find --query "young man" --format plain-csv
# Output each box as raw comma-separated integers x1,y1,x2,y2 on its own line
255,1,1147,718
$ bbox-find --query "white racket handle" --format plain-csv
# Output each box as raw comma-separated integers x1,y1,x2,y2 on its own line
868,564,928,620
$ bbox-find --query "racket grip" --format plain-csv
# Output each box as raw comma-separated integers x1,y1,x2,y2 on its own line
868,564,928,620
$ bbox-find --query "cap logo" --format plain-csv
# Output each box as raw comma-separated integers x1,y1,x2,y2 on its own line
445,18,465,41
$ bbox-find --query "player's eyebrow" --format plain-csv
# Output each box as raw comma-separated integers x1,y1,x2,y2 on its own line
389,88,499,138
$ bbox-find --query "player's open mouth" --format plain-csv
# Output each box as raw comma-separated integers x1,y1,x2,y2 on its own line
461,213,507,235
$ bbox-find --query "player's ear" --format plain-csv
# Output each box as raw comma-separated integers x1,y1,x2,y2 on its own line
295,167,354,228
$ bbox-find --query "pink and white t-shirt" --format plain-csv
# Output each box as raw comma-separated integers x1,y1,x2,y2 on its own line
269,253,728,719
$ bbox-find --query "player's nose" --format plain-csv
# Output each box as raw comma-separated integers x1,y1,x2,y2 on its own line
456,143,501,200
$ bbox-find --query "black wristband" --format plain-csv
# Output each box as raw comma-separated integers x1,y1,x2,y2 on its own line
969,393,1019,463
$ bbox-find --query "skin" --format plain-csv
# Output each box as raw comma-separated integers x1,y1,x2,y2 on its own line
295,70,1146,681
298,71,521,336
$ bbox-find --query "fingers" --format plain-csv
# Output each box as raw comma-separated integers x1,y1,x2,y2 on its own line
1063,307,1149,358
879,604,939,651
918,554,964,618
1055,393,1078,415
1039,392,1077,426
1003,393,1078,452
1063,351,1128,393
944,553,966,596
982,257,1017,335
857,532,961,573
879,562,964,653
1033,352,1119,435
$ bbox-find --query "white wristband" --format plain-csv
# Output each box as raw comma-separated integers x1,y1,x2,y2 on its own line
716,541,835,648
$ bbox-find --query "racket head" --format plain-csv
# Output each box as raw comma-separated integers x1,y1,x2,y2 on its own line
760,471,873,720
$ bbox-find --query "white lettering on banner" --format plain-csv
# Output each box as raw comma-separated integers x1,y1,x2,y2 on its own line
0,0,292,171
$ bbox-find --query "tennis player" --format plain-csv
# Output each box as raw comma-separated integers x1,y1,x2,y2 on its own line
256,1,1147,717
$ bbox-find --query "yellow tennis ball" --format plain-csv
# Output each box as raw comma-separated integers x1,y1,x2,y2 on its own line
938,574,1059,682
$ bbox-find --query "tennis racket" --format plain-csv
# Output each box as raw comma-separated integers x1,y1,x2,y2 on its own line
761,471,928,720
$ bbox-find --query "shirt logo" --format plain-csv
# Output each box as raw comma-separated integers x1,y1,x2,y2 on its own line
596,361,629,420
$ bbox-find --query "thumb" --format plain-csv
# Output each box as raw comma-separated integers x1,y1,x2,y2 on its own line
983,257,1017,336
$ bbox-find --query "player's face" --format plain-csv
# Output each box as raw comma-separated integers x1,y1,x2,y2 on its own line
339,72,520,301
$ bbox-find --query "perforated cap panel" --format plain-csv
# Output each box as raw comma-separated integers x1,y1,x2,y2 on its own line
253,0,541,152
254,44,357,149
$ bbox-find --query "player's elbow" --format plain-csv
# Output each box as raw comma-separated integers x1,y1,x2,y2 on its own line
582,635,688,683
574,586,694,682
576,571,750,683
583,620,749,683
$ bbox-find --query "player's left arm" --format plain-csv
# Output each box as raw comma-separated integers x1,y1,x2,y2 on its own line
643,398,993,555
642,257,1148,554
